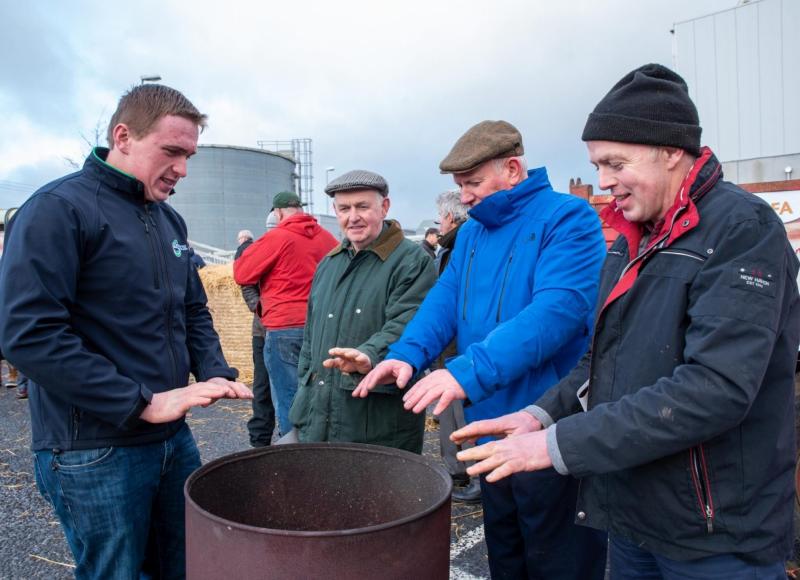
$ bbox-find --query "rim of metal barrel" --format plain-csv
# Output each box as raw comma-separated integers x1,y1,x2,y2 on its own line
184,442,452,538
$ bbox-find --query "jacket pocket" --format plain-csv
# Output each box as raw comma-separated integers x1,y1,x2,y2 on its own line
689,445,715,533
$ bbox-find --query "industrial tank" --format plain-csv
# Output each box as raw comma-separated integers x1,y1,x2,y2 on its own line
169,144,295,251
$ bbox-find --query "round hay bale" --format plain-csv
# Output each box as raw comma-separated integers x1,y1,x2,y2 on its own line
198,264,254,384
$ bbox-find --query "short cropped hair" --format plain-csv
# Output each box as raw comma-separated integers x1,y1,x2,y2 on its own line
107,84,207,148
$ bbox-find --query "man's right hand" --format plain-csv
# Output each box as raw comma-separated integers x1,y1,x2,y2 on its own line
450,411,542,445
140,380,252,424
352,359,413,398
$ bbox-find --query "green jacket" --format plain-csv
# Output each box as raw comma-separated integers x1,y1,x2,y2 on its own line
289,220,436,452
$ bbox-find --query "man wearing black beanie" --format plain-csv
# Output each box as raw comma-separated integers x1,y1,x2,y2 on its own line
455,63,798,579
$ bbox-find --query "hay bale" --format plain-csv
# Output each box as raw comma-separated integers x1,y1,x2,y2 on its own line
198,264,254,384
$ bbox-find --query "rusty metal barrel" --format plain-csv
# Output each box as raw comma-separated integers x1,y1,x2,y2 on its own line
185,443,452,579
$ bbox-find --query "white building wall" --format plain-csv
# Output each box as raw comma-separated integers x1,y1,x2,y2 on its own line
674,0,799,166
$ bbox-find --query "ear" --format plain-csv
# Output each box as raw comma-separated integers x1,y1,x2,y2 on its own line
381,196,390,217
507,157,525,185
111,123,133,154
663,147,687,170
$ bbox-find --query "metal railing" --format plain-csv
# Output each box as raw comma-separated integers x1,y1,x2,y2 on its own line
189,240,235,265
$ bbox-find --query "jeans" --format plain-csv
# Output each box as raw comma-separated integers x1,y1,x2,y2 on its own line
247,335,275,446
609,534,787,580
264,327,304,435
33,423,201,580
480,469,607,579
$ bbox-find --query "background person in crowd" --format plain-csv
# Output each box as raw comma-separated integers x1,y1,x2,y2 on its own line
0,84,251,578
234,191,338,436
235,229,276,447
355,120,608,579
455,64,799,580
421,226,439,259
288,170,436,452
431,189,480,502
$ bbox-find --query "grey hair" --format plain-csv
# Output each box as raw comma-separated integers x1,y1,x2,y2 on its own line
237,229,254,241
435,189,469,224
492,155,528,174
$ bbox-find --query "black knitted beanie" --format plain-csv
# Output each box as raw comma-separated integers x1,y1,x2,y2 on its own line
582,63,701,156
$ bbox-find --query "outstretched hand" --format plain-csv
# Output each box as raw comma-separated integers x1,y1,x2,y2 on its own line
352,359,414,398
401,369,466,415
458,429,552,483
450,411,542,445
140,378,252,424
323,347,373,375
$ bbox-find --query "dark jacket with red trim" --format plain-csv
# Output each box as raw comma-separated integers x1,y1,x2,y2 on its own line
0,148,237,451
532,148,799,563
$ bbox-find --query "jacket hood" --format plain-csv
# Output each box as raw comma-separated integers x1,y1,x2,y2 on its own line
280,213,325,238
467,168,552,229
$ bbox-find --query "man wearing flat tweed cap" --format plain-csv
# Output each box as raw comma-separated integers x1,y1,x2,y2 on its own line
357,121,608,578
455,64,800,578
288,169,436,452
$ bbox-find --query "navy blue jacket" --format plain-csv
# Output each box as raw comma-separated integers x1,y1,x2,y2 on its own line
387,168,606,429
535,150,799,563
0,149,236,451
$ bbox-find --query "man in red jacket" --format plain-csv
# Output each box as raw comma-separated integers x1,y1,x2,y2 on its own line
234,192,338,435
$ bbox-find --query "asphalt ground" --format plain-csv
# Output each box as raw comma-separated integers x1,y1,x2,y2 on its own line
0,374,490,579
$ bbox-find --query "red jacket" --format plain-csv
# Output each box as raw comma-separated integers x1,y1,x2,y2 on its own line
234,214,338,329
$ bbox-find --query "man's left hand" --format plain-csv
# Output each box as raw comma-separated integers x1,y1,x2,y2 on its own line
323,348,373,375
402,369,466,415
457,430,552,483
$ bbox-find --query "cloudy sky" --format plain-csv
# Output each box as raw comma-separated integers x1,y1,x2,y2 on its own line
1,0,737,229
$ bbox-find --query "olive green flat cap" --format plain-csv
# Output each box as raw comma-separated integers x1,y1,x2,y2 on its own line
439,120,524,174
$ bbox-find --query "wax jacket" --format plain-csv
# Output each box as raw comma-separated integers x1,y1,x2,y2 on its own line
289,221,436,452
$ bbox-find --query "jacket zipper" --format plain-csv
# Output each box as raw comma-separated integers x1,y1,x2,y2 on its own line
72,408,80,440
658,250,706,263
689,445,715,533
145,206,179,389
462,248,476,321
496,251,513,322
137,213,160,289
586,206,689,411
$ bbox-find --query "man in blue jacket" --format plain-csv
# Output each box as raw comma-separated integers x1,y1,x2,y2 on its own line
356,120,608,579
0,84,252,578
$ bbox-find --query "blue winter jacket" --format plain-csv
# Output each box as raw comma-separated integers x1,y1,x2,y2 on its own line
0,149,236,451
387,168,606,426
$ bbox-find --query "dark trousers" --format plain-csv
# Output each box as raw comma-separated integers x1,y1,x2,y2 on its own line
247,335,275,447
480,468,607,580
438,400,474,477
608,534,787,580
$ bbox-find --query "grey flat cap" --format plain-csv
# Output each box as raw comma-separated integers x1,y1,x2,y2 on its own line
439,120,524,174
324,169,389,197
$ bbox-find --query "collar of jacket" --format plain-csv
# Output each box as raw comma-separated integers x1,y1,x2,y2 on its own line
467,167,552,229
84,147,174,201
600,147,722,258
327,219,404,261
438,221,463,250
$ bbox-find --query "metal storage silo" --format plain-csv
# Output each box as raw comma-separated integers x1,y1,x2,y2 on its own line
169,144,296,251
